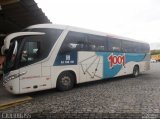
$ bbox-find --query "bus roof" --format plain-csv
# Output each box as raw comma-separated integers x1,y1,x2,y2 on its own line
26,24,67,30
26,24,148,44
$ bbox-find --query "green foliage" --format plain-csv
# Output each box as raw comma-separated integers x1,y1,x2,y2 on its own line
151,50,160,55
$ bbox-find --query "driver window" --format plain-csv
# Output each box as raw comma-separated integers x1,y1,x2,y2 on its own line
20,41,40,64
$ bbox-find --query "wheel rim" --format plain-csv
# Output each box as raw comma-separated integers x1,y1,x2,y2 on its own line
134,67,139,76
135,70,138,76
61,76,71,86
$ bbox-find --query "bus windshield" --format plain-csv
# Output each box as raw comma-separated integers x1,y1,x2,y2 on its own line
4,40,18,73
3,28,63,73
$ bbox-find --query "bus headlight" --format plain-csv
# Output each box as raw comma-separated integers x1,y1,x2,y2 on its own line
3,74,18,86
3,71,27,85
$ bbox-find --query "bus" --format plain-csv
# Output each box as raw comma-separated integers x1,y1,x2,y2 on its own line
2,24,150,94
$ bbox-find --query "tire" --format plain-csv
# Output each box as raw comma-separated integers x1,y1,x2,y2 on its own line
132,66,139,77
56,72,75,91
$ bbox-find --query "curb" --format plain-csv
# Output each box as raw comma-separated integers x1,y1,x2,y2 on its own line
0,96,32,110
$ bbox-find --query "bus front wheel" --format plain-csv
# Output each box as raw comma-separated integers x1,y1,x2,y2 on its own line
56,72,75,91
132,65,139,77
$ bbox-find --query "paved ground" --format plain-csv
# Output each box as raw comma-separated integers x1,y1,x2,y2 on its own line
0,80,32,108
0,63,160,118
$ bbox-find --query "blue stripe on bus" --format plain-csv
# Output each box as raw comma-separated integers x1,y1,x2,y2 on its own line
54,51,148,79
54,51,77,66
96,52,147,78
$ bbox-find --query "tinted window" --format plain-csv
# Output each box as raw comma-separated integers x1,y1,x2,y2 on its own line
141,43,150,53
60,31,86,54
108,38,121,52
87,34,107,52
134,43,141,53
20,41,40,65
30,28,63,58
18,28,62,67
122,40,136,53
122,40,150,53
60,31,107,53
4,41,18,72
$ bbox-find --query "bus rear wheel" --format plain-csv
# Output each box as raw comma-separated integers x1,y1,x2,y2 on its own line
132,65,139,77
56,72,75,91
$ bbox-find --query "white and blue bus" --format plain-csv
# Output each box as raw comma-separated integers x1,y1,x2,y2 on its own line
2,24,150,94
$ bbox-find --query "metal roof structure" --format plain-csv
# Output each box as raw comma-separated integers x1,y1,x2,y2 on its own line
0,0,51,47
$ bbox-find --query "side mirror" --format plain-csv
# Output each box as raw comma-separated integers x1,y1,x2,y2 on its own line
1,46,9,56
1,45,5,55
0,56,6,73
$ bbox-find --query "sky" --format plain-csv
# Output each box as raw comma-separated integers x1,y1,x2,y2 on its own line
35,0,160,50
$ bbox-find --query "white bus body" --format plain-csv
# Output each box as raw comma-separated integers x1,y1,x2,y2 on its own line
2,24,150,94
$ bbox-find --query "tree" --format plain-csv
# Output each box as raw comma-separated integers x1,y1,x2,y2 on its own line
151,50,160,55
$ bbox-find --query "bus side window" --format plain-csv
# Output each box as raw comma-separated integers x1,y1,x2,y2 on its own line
122,40,136,53
141,43,150,53
122,41,148,53
108,38,121,52
87,34,106,52
59,31,86,54
76,43,84,50
59,31,107,53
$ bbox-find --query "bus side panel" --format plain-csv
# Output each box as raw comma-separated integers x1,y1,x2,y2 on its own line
111,53,150,77
4,70,20,94
78,52,103,83
52,48,150,87
96,52,126,78
19,63,51,94
138,53,150,72
79,52,149,80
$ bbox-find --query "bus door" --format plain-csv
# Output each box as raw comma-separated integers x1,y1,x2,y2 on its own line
19,64,42,93
19,41,51,93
